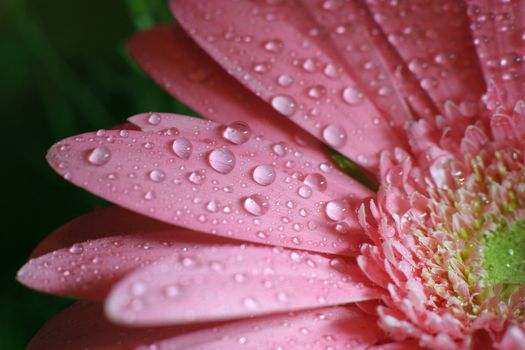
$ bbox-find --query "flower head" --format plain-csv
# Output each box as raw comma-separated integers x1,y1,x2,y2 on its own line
19,0,525,349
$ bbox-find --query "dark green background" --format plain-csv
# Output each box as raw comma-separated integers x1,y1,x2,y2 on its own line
0,1,187,348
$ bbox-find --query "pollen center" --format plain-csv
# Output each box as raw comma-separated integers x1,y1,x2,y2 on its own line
483,220,525,286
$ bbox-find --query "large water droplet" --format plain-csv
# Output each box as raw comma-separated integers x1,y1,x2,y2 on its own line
87,147,111,166
171,138,192,160
342,86,363,105
208,148,236,174
243,194,270,216
222,121,251,145
271,95,297,116
147,113,161,125
325,199,350,221
322,124,347,148
252,164,276,186
277,74,294,87
297,185,312,199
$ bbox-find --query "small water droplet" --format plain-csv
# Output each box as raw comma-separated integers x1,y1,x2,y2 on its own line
262,39,283,53
271,95,297,116
86,147,111,166
147,113,161,125
297,185,312,199
68,244,83,255
187,170,206,185
243,297,259,309
307,85,326,99
171,138,192,160
148,169,166,183
208,148,236,174
303,173,327,192
243,194,270,216
277,74,294,87
252,164,276,186
222,121,251,144
271,142,287,157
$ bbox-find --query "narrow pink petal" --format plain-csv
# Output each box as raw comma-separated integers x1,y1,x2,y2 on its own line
28,301,207,350
30,206,172,258
29,302,384,350
18,230,230,300
47,115,371,256
106,244,382,325
141,306,384,350
299,0,437,122
129,25,321,150
467,0,525,110
170,0,408,172
367,0,485,115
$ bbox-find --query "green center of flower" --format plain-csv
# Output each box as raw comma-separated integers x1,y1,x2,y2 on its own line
483,220,525,286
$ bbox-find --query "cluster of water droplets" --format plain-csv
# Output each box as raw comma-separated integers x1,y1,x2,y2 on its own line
51,114,363,254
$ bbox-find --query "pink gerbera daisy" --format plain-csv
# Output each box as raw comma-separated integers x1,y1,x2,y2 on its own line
18,0,525,349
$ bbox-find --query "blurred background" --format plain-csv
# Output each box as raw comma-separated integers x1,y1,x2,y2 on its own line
0,1,189,348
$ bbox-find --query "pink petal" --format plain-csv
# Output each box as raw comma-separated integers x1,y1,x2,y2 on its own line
299,0,437,122
467,0,525,110
30,206,172,258
28,301,209,350
366,0,485,115
47,115,371,256
106,244,382,325
18,230,230,300
29,302,384,350
129,25,323,151
170,0,408,172
142,306,384,350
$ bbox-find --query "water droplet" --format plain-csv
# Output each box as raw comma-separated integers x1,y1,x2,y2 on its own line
143,191,155,200
86,147,111,166
208,148,236,174
243,194,270,216
342,86,363,105
187,170,206,185
307,85,326,100
271,142,287,157
205,200,220,213
297,185,312,199
303,173,327,192
243,297,259,309
252,164,276,186
149,169,166,183
222,121,251,144
277,74,294,87
325,199,350,221
262,39,283,53
271,95,297,116
322,124,347,148
323,63,339,78
68,244,83,255
147,113,161,125
171,138,192,160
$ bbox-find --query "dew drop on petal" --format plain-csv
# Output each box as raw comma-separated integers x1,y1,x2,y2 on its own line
325,199,351,221
322,124,347,148
277,74,294,87
187,170,206,185
147,113,161,125
271,95,296,116
171,138,192,160
342,86,363,105
208,148,236,174
149,169,166,183
297,185,312,199
86,147,111,166
262,39,283,53
252,164,276,186
243,194,270,216
222,121,251,145
303,173,327,192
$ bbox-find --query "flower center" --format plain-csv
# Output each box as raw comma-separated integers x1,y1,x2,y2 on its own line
482,220,525,286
